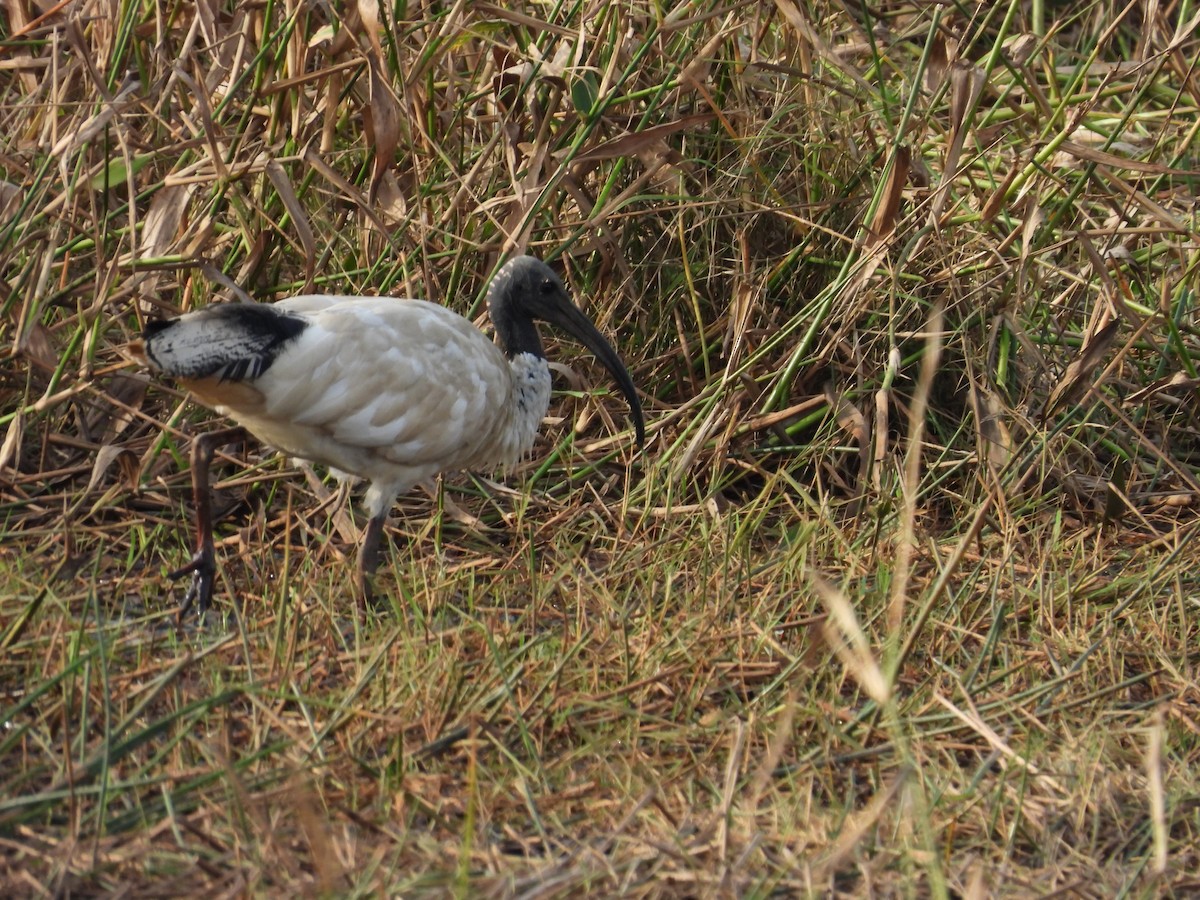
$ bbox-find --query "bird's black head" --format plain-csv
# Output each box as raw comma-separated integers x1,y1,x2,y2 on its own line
488,255,646,449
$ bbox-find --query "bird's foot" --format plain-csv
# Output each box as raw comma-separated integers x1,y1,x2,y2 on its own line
356,566,383,611
170,547,215,622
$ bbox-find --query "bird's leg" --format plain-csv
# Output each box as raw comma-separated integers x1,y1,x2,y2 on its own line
356,511,387,609
172,426,248,621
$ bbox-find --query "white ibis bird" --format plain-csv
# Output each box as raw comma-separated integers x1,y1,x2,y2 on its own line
131,256,645,617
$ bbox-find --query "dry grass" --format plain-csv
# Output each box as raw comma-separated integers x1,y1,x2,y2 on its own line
3,0,1200,895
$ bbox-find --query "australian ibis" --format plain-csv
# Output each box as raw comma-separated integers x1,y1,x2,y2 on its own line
132,256,645,617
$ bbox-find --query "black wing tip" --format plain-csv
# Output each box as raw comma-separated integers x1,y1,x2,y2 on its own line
141,303,309,381
143,318,176,339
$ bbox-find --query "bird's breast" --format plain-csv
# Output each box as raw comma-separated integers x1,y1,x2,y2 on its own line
480,352,551,466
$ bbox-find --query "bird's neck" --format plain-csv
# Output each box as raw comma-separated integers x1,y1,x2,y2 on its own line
491,296,546,360
499,352,552,463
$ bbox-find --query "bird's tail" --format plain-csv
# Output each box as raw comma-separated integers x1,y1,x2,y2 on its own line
132,304,309,382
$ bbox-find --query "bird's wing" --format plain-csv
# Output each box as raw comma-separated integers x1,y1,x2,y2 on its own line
253,298,514,470
275,294,345,315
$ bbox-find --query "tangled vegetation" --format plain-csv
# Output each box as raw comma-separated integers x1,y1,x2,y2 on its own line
3,0,1200,895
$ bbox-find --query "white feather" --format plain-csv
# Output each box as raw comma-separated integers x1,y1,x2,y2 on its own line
197,298,548,512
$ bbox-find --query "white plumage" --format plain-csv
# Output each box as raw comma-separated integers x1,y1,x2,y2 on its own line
183,298,551,514
132,256,644,616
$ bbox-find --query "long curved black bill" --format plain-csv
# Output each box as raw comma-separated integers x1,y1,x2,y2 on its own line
546,302,645,449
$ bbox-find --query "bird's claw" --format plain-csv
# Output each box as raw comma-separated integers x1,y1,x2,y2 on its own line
170,548,215,622
357,568,380,611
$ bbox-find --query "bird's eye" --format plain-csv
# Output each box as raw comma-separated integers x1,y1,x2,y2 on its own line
540,278,556,295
